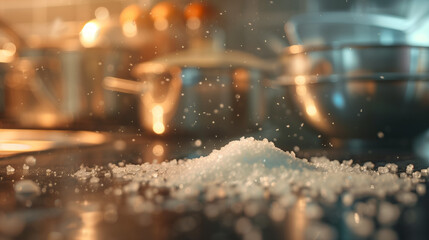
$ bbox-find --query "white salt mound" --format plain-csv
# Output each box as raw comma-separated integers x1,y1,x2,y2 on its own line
75,137,420,205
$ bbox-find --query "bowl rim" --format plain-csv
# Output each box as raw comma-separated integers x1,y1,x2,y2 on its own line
283,44,429,56
273,72,429,86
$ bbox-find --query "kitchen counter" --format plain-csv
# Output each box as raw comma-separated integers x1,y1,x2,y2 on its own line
1,132,429,240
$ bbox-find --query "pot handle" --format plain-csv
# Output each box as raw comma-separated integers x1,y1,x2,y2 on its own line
103,76,150,95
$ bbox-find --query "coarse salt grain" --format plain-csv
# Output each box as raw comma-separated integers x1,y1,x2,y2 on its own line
73,137,427,233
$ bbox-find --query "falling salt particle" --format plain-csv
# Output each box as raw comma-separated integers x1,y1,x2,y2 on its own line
6,165,15,174
293,146,300,152
25,156,37,166
377,131,384,138
194,139,202,147
114,140,127,151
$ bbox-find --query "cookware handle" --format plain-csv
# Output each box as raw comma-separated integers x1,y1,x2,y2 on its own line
103,76,150,95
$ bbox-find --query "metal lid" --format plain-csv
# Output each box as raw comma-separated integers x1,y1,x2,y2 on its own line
133,48,276,75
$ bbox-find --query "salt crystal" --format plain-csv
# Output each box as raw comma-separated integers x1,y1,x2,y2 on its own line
6,165,15,174
22,164,29,170
406,164,414,174
194,139,202,147
24,156,37,166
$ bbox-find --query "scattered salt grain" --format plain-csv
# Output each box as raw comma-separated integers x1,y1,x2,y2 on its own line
406,164,414,174
72,137,428,233
22,164,29,170
24,156,37,166
6,165,15,174
194,139,202,147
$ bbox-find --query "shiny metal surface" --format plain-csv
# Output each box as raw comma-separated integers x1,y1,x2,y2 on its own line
276,45,429,139
105,49,272,136
0,129,108,156
4,47,139,129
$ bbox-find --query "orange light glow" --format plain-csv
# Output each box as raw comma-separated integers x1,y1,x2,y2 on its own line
152,105,165,134
305,104,318,116
289,45,304,54
0,42,16,63
152,144,164,157
122,20,138,37
80,20,100,47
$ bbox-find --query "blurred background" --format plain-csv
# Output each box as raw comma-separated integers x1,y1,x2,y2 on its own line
1,0,429,153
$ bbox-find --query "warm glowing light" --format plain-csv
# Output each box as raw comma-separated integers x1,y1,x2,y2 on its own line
289,45,304,54
296,85,307,96
122,20,138,37
305,104,317,116
294,75,306,85
154,18,169,31
152,105,165,134
95,7,110,20
0,42,17,63
152,144,164,157
80,20,100,47
37,112,60,128
0,142,32,151
186,17,201,30
354,212,360,223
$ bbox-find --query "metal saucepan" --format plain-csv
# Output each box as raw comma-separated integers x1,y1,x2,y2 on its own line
273,44,429,140
104,48,275,136
4,46,141,129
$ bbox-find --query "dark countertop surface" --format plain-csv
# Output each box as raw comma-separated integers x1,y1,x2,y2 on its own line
1,130,429,240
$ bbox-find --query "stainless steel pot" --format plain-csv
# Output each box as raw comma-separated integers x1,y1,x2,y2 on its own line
274,44,429,140
4,47,140,129
104,49,274,136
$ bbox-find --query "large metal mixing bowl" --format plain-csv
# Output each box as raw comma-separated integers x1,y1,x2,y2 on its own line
275,45,429,140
